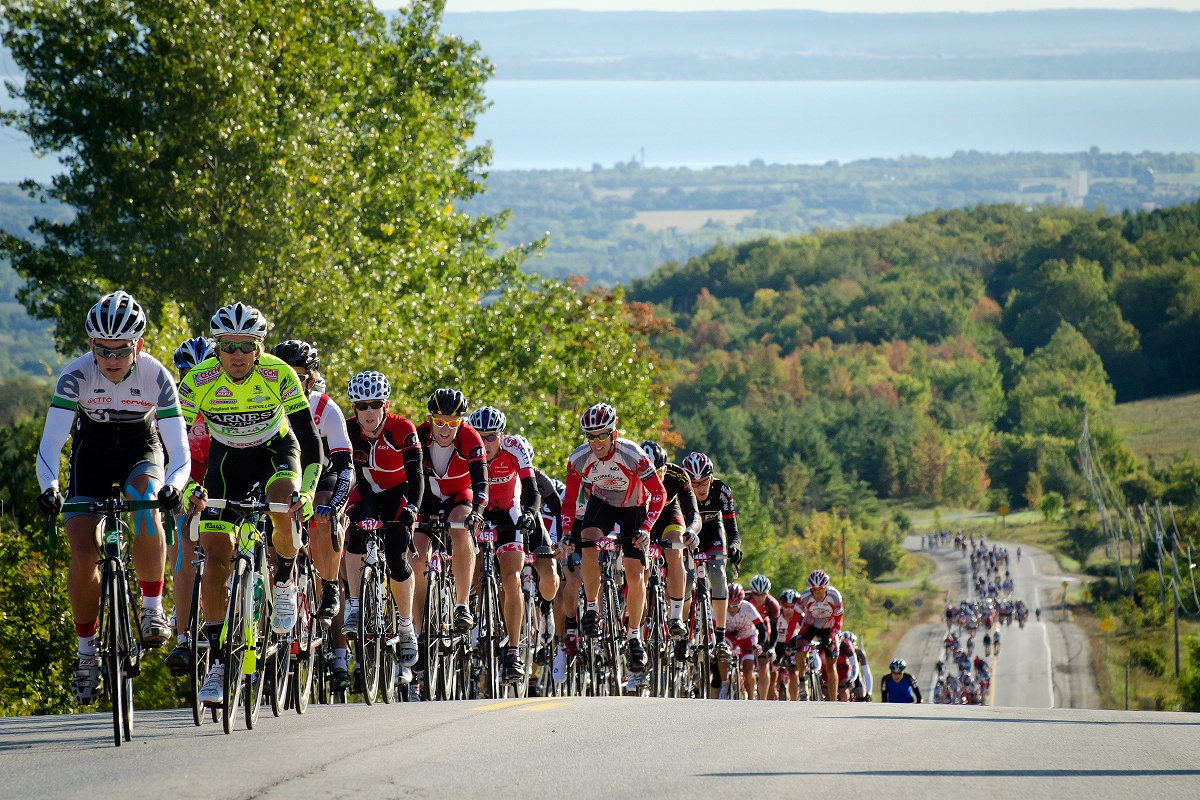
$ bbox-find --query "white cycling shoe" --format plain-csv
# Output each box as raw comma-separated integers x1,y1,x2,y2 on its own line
198,663,225,705
552,644,567,684
271,581,298,634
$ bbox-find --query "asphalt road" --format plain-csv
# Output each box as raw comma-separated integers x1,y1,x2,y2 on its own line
1,698,1197,799
898,536,1098,709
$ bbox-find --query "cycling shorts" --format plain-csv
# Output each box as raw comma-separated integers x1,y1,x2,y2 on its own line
650,508,686,543
726,634,758,662
696,520,727,555
482,508,525,556
345,484,411,553
315,469,339,496
419,488,473,524
200,433,299,529
797,625,839,658
65,428,164,521
577,495,648,565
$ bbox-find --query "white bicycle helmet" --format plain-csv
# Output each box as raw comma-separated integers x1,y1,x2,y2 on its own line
808,569,830,589
85,290,146,340
681,452,714,480
749,573,771,595
347,370,391,402
469,406,507,433
209,302,268,339
580,402,617,434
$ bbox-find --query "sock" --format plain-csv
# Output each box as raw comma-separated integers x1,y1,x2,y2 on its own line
715,627,725,640
334,648,348,670
537,595,553,615
178,632,189,645
669,598,683,620
397,616,414,633
77,635,98,656
206,623,224,664
274,557,295,585
455,603,468,613
586,601,598,614
139,580,164,605
566,615,578,631
75,620,98,639
627,627,641,641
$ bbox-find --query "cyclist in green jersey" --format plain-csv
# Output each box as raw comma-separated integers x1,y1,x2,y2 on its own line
177,303,322,706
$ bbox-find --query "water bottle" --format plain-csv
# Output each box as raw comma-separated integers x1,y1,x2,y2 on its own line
366,538,379,567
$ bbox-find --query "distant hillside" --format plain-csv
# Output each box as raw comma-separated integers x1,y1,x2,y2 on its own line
1115,392,1200,466
442,9,1200,80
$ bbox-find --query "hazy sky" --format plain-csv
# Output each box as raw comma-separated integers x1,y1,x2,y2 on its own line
411,1,1200,10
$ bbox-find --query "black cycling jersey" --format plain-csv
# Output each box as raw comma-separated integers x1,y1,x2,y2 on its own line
695,478,739,552
650,463,700,538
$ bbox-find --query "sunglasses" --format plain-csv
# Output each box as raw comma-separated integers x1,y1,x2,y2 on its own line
689,478,711,487
294,371,309,381
585,431,614,442
93,343,135,359
482,433,501,442
354,400,385,411
216,341,259,354
431,416,463,428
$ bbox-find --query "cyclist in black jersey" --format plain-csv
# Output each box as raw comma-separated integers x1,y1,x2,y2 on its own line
641,441,701,642
682,452,741,664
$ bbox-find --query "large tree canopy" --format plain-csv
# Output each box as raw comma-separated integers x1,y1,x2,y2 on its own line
1,0,668,459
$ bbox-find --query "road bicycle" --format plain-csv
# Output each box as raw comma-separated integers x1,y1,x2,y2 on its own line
643,539,685,698
418,514,461,701
473,522,505,699
47,491,164,746
352,518,401,705
580,534,624,697
679,549,715,700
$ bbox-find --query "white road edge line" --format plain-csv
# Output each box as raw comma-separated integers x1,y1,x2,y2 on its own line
1029,556,1055,709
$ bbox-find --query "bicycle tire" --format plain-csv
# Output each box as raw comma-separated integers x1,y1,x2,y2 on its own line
694,590,713,700
222,559,246,735
509,586,534,698
117,571,136,741
420,565,441,701
101,564,124,747
380,588,398,704
187,557,208,726
358,564,381,705
438,569,459,701
293,573,318,714
479,576,501,700
602,580,624,696
647,583,666,697
244,557,270,730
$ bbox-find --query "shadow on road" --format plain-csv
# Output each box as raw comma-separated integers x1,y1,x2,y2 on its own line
703,769,1200,778
830,714,1200,726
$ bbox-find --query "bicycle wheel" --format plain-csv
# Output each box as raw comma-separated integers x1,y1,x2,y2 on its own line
187,562,208,726
602,581,624,697
358,564,382,705
420,566,442,702
647,584,666,697
116,571,137,741
100,565,124,747
380,586,398,704
222,561,247,735
244,556,270,730
438,569,458,701
293,573,319,714
693,592,713,700
478,577,501,700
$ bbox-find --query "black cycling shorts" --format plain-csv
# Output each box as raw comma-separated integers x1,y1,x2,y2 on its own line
66,422,164,519
200,433,299,529
650,506,685,542
577,496,648,565
696,520,727,554
797,625,839,658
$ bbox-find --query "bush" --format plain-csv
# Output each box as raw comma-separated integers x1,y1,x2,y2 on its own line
1129,641,1169,677
860,529,902,580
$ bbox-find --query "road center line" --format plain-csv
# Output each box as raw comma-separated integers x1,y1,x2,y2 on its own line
518,701,568,711
475,697,554,711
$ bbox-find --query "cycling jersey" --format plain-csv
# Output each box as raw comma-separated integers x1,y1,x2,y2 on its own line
793,586,844,636
177,354,309,449
486,435,537,512
416,421,488,511
309,391,353,510
750,593,782,647
37,352,190,493
724,600,765,643
347,414,422,496
835,637,858,683
561,437,665,537
649,462,701,538
695,478,739,553
881,673,922,703
187,415,210,485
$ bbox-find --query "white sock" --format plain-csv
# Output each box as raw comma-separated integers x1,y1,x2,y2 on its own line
178,632,189,645
627,627,641,642
397,616,414,633
586,601,598,613
142,595,163,613
78,636,98,656
348,597,361,611
669,599,683,620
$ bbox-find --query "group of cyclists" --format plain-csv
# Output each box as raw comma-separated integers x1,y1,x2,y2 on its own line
36,290,927,722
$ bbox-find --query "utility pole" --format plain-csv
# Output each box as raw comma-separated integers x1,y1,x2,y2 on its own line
1173,578,1181,676
841,526,847,579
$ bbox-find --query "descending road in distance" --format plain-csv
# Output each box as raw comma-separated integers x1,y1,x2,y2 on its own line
897,536,1097,709
0,697,1196,799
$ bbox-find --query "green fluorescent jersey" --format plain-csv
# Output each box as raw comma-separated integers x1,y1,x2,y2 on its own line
177,353,309,449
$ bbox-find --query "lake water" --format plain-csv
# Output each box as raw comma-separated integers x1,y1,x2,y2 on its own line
3,80,1199,181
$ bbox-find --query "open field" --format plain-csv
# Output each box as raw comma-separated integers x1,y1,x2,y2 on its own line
1115,391,1200,465
632,208,756,232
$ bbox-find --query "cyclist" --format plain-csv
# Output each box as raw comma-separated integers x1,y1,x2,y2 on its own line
775,587,800,700
271,340,354,621
722,583,766,699
747,573,782,700
179,303,321,706
341,370,424,688
681,451,740,665
789,569,843,701
164,336,215,676
640,441,701,644
35,291,191,703
881,658,922,703
468,406,553,682
561,403,666,674
833,631,860,702
846,631,872,701
412,389,488,635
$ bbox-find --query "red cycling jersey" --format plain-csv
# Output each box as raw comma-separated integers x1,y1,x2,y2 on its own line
347,414,420,493
789,586,844,639
187,414,210,484
486,435,536,511
416,421,488,504
561,437,666,536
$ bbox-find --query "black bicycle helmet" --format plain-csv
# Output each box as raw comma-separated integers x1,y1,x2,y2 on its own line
641,440,667,470
428,388,468,416
270,339,320,372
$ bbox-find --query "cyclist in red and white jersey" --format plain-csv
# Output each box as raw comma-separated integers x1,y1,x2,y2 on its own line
747,573,782,700
776,588,800,700
272,340,354,622
413,389,489,634
790,569,844,701
470,407,559,682
561,403,666,674
723,583,767,699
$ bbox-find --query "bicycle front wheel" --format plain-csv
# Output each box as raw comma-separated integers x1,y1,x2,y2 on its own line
647,584,666,698
244,557,270,729
222,560,247,734
100,564,125,747
420,566,442,701
379,587,398,704
479,577,501,700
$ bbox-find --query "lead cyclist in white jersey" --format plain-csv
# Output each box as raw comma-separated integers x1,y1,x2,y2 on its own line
35,291,191,703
